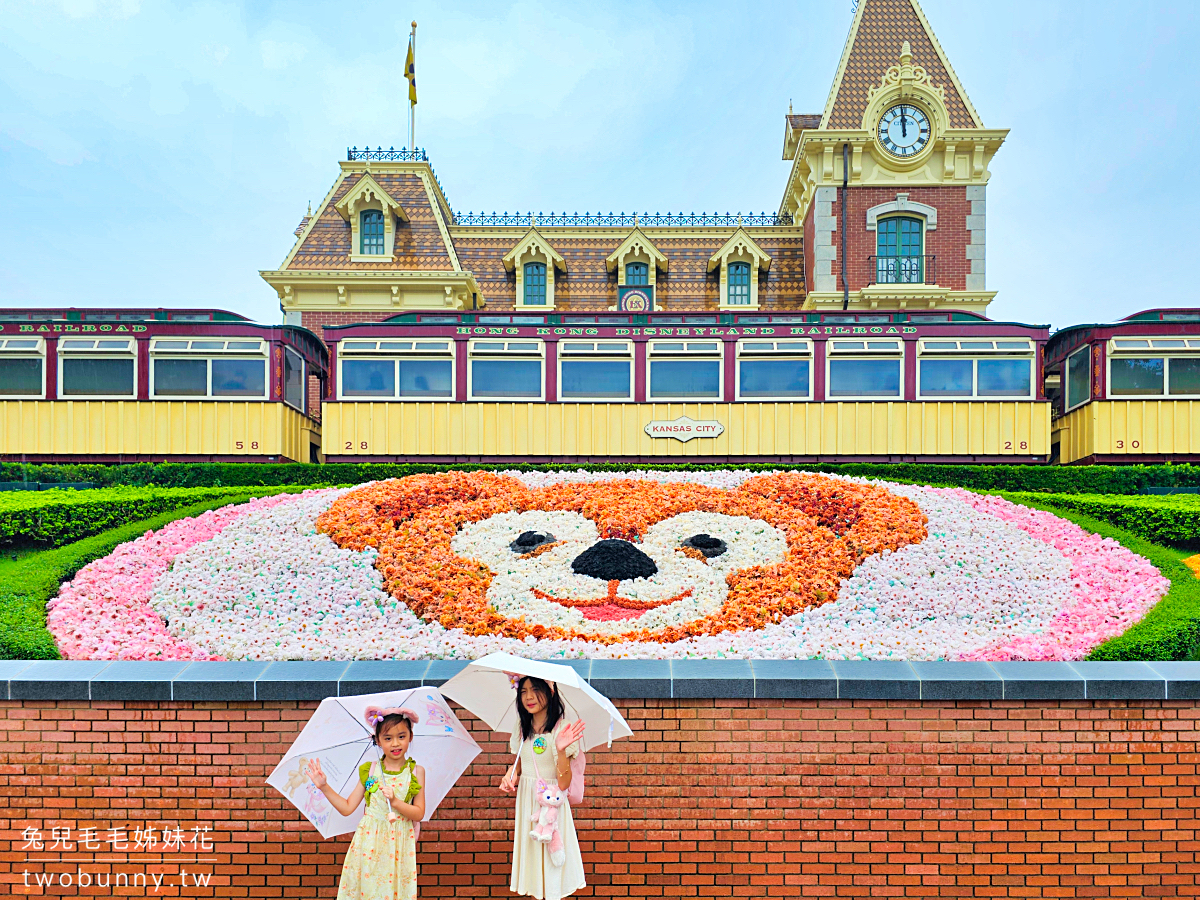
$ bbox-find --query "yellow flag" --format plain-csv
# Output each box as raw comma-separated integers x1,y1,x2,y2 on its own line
405,38,416,105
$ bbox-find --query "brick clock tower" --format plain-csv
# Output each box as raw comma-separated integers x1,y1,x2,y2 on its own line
780,0,1007,315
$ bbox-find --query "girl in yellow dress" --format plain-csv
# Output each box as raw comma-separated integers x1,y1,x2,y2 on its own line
499,677,587,900
307,707,426,900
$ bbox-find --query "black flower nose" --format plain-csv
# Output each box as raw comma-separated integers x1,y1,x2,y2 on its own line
571,539,658,581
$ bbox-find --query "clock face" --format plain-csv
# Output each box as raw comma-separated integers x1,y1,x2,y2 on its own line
878,104,931,157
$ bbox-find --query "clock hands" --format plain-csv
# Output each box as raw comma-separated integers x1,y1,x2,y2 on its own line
899,105,907,139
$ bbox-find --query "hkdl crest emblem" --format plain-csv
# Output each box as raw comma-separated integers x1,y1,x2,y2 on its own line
618,286,652,312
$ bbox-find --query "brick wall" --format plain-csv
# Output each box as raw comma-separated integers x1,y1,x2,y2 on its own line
3,697,1196,898
836,186,972,292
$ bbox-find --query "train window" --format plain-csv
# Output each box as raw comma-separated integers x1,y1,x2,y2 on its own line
978,359,1032,397
59,338,135,398
211,359,266,397
284,347,305,413
1066,347,1091,409
736,339,812,400
919,359,973,397
338,339,455,400
468,338,544,400
1106,336,1200,399
0,337,45,398
1110,358,1165,396
342,360,396,397
154,359,208,396
150,337,268,400
1170,359,1200,395
559,341,633,401
827,339,903,399
647,340,722,400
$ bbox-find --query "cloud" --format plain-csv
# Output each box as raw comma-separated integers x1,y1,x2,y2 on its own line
260,39,307,70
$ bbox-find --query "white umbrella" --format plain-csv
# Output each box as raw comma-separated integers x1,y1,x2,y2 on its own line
266,686,480,839
439,653,632,751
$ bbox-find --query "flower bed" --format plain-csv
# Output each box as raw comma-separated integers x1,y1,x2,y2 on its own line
46,471,1170,661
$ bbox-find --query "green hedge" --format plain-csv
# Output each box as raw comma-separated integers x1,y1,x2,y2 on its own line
4,460,1200,494
998,494,1200,661
0,492,292,660
0,486,295,548
1006,492,1200,551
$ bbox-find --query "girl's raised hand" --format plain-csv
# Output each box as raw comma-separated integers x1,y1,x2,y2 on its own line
379,780,395,800
305,758,327,789
556,719,586,752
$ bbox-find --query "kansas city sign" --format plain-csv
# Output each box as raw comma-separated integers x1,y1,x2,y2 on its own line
644,416,724,442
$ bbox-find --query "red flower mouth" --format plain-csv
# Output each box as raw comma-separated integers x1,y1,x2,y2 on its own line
532,580,694,622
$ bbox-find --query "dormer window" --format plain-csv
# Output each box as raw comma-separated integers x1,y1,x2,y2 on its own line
728,262,751,305
709,228,771,311
360,210,385,255
523,262,547,306
625,262,649,285
503,227,565,309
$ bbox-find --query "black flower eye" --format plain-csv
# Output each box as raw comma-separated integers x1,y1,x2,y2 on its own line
681,534,727,558
510,531,556,553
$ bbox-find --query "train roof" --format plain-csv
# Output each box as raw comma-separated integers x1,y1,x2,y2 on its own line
1046,308,1200,360
323,309,1051,332
0,308,328,366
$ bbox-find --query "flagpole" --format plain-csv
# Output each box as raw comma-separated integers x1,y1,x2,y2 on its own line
409,21,416,151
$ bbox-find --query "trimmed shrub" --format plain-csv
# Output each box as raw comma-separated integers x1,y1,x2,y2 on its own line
0,492,296,660
2,460,1200,494
1005,492,1200,551
0,486,292,547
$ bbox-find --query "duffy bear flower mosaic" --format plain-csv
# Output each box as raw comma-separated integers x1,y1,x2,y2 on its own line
45,470,1170,662
313,472,927,643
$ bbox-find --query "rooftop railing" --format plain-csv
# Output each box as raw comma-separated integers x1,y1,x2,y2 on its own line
450,211,792,227
346,146,428,161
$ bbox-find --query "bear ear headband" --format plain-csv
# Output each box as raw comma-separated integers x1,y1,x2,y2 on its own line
364,705,420,728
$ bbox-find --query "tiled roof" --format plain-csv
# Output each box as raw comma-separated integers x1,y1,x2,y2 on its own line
825,0,977,130
787,114,822,131
287,172,455,271
454,233,806,311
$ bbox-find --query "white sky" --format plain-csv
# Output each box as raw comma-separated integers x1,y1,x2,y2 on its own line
1,0,1197,331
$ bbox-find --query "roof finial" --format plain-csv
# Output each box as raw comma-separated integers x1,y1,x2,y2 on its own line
306,200,312,216
788,98,793,115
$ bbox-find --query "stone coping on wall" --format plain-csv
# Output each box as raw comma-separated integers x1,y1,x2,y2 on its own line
1,659,1198,702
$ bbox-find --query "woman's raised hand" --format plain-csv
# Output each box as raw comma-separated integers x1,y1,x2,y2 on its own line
556,719,586,752
305,758,327,789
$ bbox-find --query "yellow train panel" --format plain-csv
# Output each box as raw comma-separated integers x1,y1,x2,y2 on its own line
1055,400,1200,463
321,401,1050,460
0,401,320,462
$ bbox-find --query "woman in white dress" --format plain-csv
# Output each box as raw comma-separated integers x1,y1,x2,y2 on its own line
499,676,587,900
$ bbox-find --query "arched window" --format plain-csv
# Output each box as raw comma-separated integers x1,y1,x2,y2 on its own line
360,210,385,255
523,262,547,306
625,262,649,285
728,261,751,305
875,216,923,284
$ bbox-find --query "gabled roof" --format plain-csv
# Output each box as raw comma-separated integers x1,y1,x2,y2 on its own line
605,226,669,272
333,172,408,222
820,0,982,130
501,225,567,272
707,228,771,272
